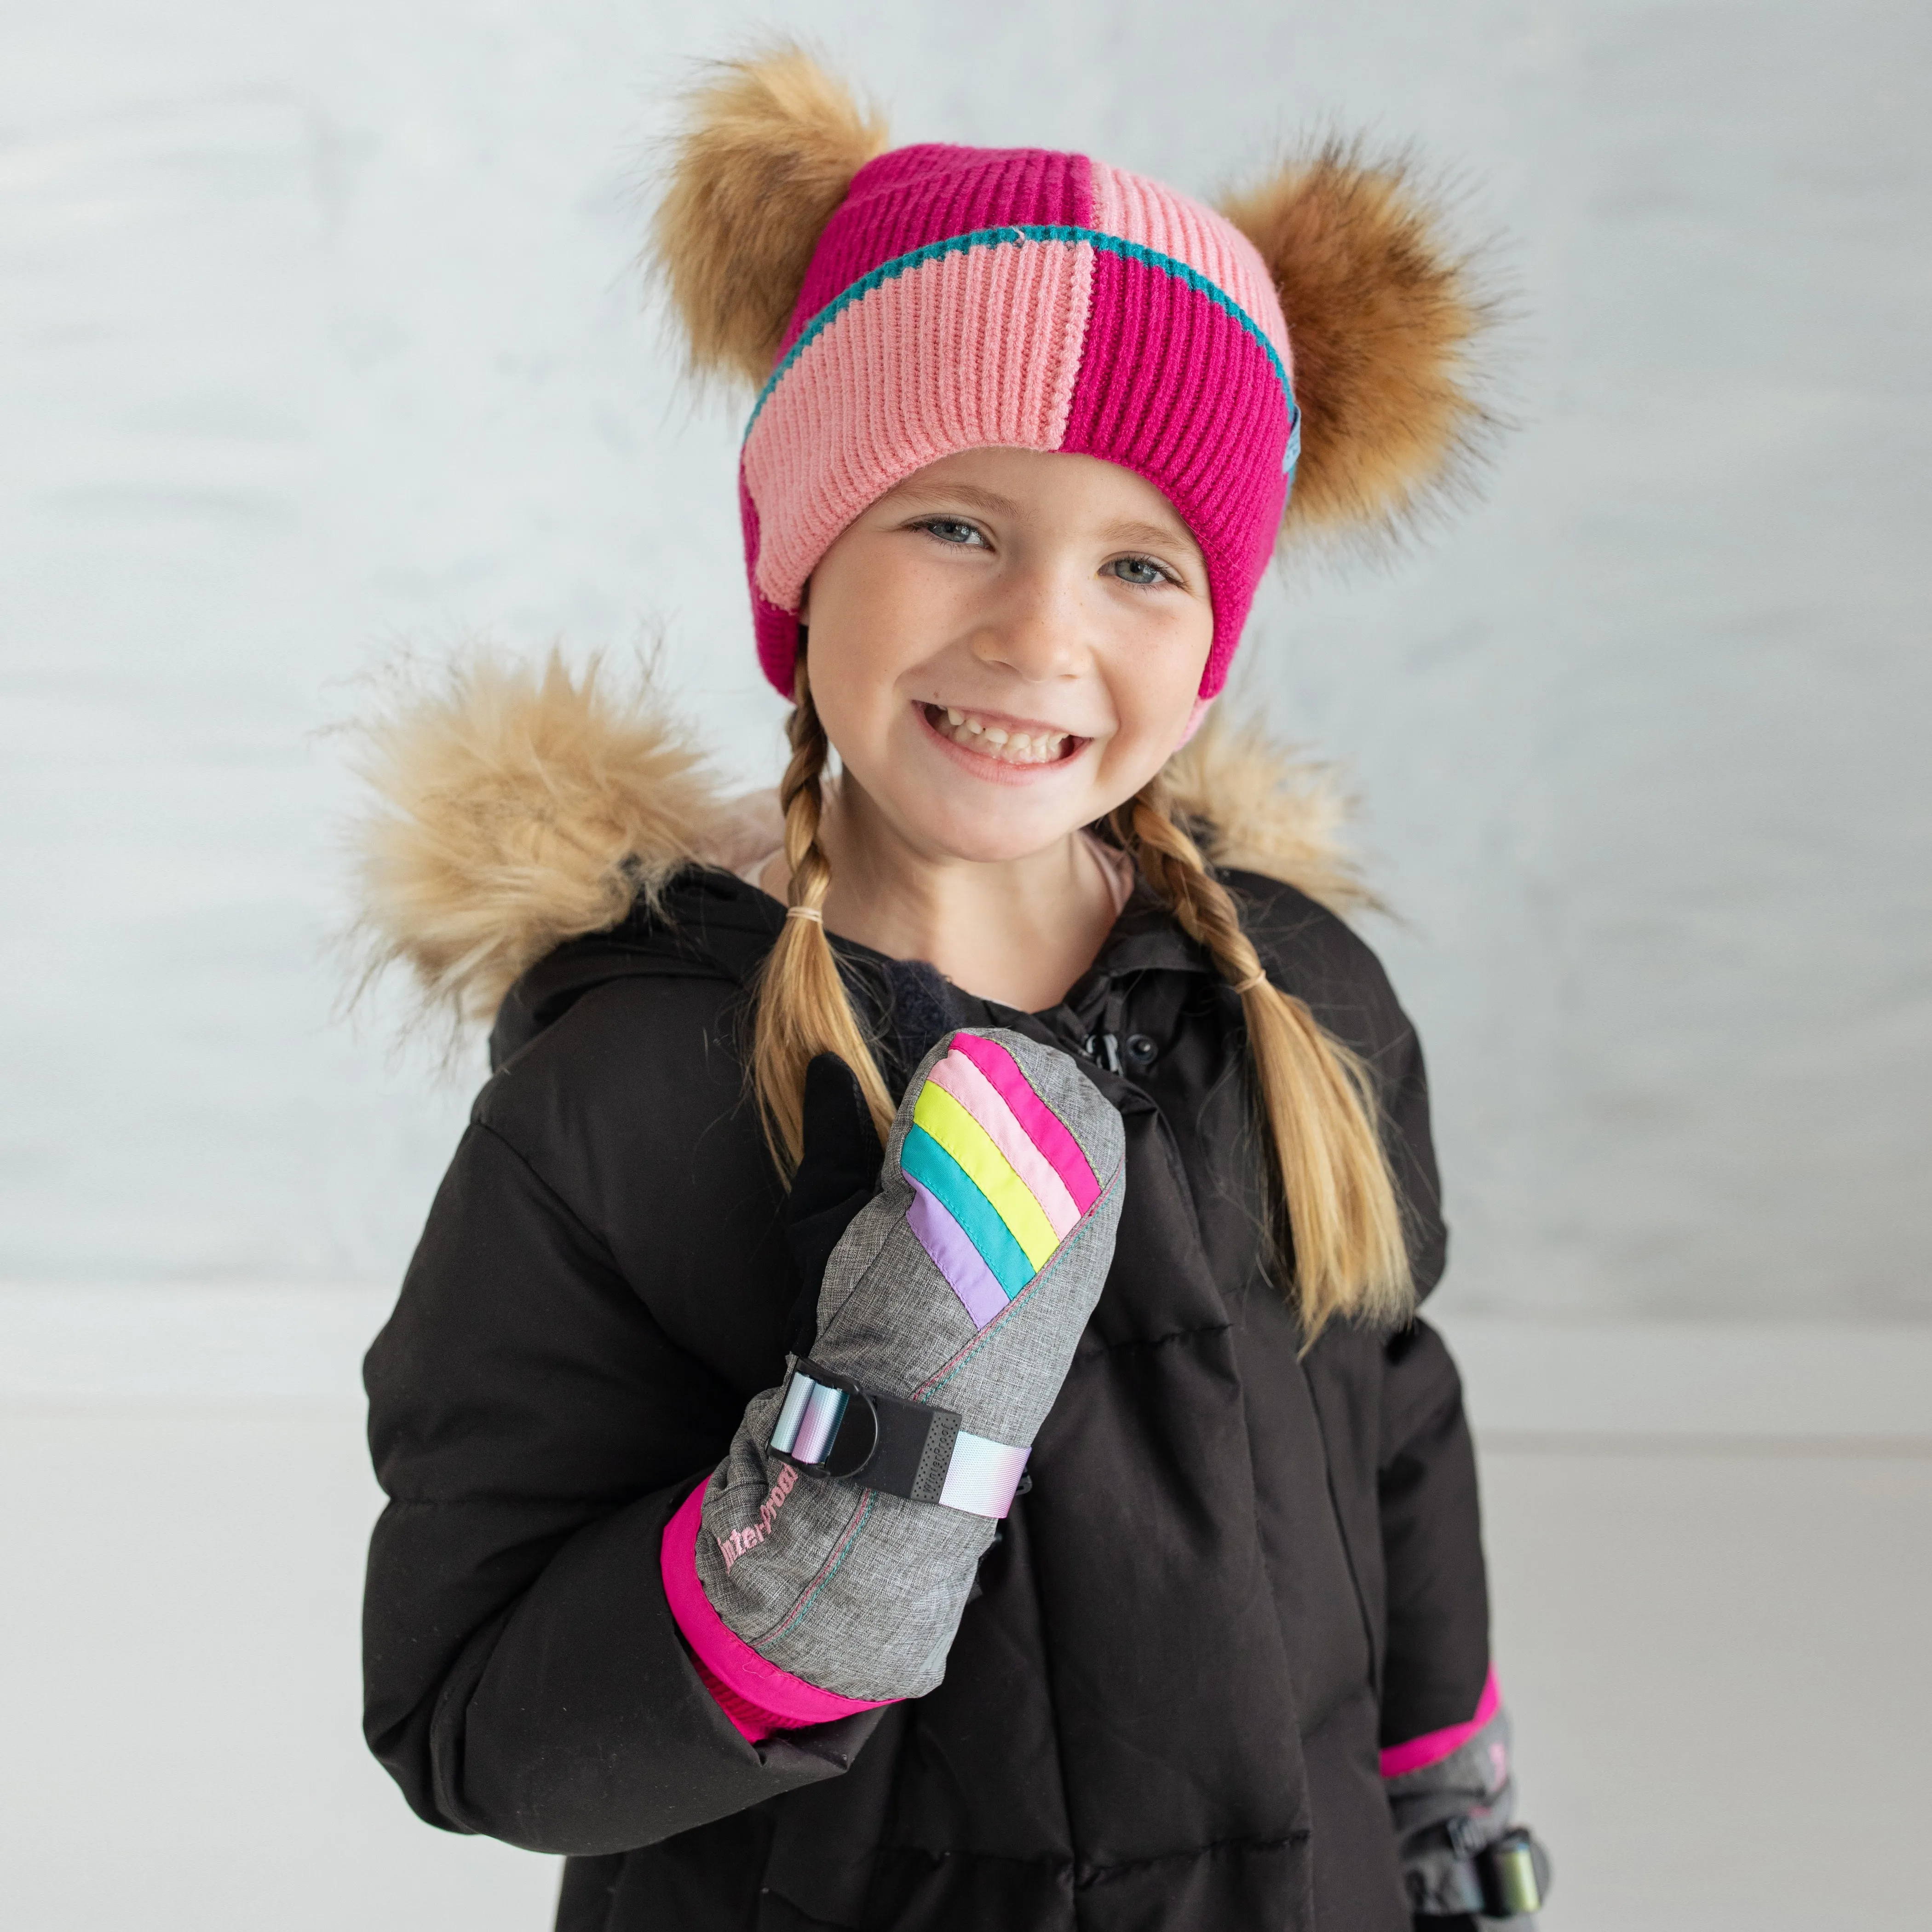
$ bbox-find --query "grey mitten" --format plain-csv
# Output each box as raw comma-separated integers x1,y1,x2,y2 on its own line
696,1026,1126,1703
1387,1702,1552,1924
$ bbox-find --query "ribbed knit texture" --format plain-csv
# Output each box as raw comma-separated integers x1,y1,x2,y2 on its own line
738,144,1298,701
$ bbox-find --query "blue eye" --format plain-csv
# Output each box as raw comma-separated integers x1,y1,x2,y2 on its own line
922,519,984,547
1108,556,1170,587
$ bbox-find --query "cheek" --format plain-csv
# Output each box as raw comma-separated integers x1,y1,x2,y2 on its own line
1098,621,1214,776
799,553,923,746
805,657,903,811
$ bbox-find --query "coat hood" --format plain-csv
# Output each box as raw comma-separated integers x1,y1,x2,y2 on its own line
347,650,1375,1027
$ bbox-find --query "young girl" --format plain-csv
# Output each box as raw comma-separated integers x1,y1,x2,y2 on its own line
355,48,1550,1932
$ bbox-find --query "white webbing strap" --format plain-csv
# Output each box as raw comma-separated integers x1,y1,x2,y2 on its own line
935,1430,1031,1518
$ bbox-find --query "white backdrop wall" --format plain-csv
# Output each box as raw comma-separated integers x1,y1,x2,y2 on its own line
4,0,1926,1318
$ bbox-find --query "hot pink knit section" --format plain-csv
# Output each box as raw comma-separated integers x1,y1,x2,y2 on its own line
780,145,1092,363
1087,162,1292,373
740,473,797,697
743,237,1095,614
1071,164,1294,694
1061,246,1291,698
661,1480,893,1743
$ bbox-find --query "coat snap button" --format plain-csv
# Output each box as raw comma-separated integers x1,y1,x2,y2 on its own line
1123,1033,1158,1068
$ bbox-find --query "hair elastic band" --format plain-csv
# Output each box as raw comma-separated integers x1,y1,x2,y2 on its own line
786,905,824,923
1233,971,1268,995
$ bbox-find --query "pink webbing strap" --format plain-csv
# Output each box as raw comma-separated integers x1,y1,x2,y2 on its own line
1378,1666,1502,1778
660,1481,894,1744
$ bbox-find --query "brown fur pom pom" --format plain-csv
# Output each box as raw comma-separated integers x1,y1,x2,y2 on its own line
650,46,888,388
1220,144,1495,541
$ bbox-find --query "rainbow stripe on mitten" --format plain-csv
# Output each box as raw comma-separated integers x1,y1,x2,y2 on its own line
901,1032,1103,1327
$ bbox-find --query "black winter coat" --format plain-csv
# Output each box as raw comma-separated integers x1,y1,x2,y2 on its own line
363,864,1490,1932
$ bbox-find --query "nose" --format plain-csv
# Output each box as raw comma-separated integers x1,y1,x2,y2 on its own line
968,561,1091,684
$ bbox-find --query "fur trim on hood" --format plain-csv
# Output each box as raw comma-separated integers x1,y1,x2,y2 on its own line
348,651,1374,1027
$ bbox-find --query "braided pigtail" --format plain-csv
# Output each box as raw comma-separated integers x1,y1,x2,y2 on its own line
750,663,897,1171
1114,779,1413,1338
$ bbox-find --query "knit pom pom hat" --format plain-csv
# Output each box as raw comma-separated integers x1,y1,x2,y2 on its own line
652,48,1492,704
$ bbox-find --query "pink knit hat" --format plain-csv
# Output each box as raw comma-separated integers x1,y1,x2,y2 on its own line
654,52,1491,707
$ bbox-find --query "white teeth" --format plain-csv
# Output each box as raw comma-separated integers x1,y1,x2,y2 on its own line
930,704,1073,765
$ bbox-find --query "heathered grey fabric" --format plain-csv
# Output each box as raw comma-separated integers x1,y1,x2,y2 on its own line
697,1028,1126,1702
1386,1707,1537,1925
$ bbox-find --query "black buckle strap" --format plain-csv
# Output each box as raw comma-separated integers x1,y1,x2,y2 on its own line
770,1359,963,1505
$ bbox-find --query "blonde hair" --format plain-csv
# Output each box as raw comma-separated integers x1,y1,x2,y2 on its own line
750,675,1413,1338
1109,778,1413,1337
750,663,898,1166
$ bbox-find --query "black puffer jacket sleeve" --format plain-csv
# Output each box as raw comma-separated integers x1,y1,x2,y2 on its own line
362,1116,885,1857
1376,1321,1489,1744
1368,981,1484,1754
1370,1017,1490,1745
1273,890,1491,1749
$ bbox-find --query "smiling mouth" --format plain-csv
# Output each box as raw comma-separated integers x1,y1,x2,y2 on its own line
919,702,1086,767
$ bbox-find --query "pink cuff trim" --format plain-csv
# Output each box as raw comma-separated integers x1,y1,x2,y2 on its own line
661,1480,895,1742
1378,1666,1502,1778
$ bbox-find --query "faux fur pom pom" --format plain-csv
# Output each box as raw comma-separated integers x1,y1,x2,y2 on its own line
347,653,724,1026
650,46,888,387
1219,145,1496,542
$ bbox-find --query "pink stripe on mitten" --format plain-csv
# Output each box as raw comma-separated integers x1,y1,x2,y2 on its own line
661,1481,894,1743
948,1032,1100,1211
927,1050,1083,1237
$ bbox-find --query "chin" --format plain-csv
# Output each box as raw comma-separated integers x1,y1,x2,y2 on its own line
904,790,1091,866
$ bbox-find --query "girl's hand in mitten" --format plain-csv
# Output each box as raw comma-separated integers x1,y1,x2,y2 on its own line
668,1027,1126,1721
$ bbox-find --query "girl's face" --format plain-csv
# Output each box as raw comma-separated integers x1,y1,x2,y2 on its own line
801,447,1216,865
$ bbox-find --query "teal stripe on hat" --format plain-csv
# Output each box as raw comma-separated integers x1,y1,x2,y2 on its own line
901,1124,1035,1297
745,223,1298,446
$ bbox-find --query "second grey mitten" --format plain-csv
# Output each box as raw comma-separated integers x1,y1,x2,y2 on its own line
1388,1699,1552,1924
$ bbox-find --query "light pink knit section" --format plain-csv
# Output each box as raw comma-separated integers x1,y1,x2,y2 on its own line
743,237,1095,612
1087,161,1291,374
